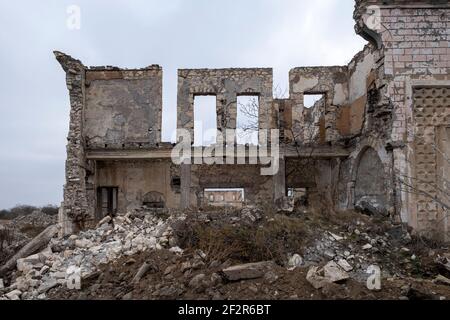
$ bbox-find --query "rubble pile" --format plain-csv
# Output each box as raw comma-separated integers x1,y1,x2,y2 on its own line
0,211,57,265
0,209,181,300
13,211,58,229
1,207,449,300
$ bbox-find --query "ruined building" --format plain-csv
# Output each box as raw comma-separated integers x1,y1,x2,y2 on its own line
55,0,450,240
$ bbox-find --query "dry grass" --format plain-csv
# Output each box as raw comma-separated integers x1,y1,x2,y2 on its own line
174,213,309,265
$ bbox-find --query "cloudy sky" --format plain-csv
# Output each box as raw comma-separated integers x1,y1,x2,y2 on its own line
0,0,366,209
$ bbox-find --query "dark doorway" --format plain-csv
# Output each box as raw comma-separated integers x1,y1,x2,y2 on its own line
97,187,118,219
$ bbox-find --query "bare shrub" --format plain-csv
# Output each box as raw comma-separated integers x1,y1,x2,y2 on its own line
41,205,59,216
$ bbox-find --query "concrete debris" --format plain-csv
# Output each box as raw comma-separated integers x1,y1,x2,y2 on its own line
355,196,389,217
5,289,22,300
188,273,207,292
240,206,262,223
306,261,349,289
323,261,350,283
96,215,112,228
221,261,275,281
0,209,178,300
328,232,344,242
132,262,151,284
287,254,303,270
337,259,353,272
434,275,450,287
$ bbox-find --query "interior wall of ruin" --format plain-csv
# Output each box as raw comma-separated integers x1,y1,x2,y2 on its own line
95,160,180,212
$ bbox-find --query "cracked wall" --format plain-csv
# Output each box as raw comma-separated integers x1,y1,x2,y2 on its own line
85,67,162,149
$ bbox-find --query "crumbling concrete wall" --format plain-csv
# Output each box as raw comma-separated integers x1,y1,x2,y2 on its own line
85,67,162,149
177,68,274,141
55,52,165,234
289,66,349,143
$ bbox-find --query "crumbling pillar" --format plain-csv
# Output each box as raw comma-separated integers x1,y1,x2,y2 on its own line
273,156,286,203
180,163,191,209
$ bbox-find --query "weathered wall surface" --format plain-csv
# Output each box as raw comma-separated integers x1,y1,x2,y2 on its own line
85,67,162,149
355,0,450,238
95,160,180,212
55,52,89,233
177,68,274,140
289,66,349,143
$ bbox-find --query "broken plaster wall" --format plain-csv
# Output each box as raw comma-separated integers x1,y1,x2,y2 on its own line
335,43,395,214
355,0,450,239
289,66,349,144
84,67,162,149
95,160,180,212
55,52,165,234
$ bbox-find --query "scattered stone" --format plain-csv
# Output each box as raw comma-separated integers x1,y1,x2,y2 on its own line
96,215,112,228
122,292,133,300
169,246,184,255
132,262,151,284
5,289,22,300
210,273,222,287
362,244,373,250
264,271,279,284
287,254,303,270
306,266,328,289
434,275,450,286
324,250,336,259
337,259,353,272
37,279,58,294
0,279,3,290
355,196,389,217
240,206,262,223
328,232,344,241
221,261,275,281
323,261,349,283
306,261,349,289
188,274,206,292
75,238,93,249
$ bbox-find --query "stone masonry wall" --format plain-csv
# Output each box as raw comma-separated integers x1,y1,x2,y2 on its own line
54,52,89,233
355,0,450,238
177,68,274,141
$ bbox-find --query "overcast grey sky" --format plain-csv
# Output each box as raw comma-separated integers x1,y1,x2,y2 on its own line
0,0,366,209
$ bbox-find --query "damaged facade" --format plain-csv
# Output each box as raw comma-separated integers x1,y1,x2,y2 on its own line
56,0,450,240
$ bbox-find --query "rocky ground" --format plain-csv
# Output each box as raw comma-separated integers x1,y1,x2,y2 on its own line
0,207,449,300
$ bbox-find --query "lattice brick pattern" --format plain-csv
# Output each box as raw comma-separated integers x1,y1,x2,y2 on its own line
413,87,450,229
